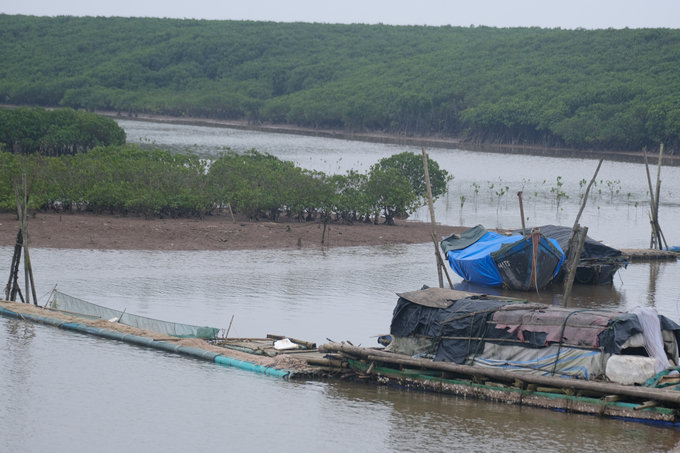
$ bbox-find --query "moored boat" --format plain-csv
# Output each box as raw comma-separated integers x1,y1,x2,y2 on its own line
513,225,628,285
440,225,565,291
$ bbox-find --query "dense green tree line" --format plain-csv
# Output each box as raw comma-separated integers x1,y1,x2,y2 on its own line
0,107,126,155
2,15,680,152
0,147,450,224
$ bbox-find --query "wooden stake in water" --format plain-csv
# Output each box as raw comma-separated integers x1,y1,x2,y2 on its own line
563,226,588,305
563,159,602,285
517,191,526,238
226,315,235,338
422,147,444,288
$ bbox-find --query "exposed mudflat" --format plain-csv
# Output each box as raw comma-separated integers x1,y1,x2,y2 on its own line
0,211,466,251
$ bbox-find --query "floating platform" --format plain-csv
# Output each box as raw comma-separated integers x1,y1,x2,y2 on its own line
620,249,678,261
0,299,319,379
3,295,680,426
320,342,680,425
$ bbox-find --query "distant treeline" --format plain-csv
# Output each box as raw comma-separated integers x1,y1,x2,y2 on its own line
0,107,126,155
0,147,450,225
1,15,679,153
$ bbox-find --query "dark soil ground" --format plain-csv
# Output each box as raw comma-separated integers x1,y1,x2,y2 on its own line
0,211,467,251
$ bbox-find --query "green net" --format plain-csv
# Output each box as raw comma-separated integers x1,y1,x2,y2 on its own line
49,291,220,339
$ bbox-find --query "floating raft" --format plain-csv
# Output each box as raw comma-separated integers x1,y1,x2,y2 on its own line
0,299,320,379
620,249,678,261
4,293,680,426
320,342,680,425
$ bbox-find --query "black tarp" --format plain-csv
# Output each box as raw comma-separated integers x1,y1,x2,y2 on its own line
390,287,680,364
390,288,545,363
598,313,680,354
511,225,621,259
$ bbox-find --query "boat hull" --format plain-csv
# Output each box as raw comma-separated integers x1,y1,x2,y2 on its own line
490,233,565,290
441,226,565,291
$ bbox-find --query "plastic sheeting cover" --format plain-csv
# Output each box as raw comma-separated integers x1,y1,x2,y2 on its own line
443,229,563,287
390,288,680,371
511,224,621,259
50,291,220,339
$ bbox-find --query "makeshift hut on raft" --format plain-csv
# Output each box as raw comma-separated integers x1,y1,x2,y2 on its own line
385,287,680,385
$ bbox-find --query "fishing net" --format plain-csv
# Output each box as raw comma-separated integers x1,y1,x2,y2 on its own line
49,291,219,339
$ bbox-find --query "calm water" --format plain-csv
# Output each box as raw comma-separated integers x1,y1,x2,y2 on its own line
2,122,680,452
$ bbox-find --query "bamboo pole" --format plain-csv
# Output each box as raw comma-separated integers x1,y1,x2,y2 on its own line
226,202,236,223
12,174,38,305
422,147,443,288
322,343,680,405
431,231,454,289
562,226,588,305
517,191,526,237
562,158,602,285
643,148,661,249
25,247,38,306
267,334,316,350
21,175,30,305
4,230,22,301
653,144,669,251
572,158,603,230
226,315,234,338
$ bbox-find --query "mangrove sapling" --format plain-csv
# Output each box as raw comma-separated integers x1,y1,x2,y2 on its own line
550,176,569,219
579,178,587,196
495,186,506,228
471,182,480,209
606,180,621,203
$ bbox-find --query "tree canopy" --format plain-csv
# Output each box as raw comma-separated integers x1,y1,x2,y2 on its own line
2,15,680,152
0,146,446,225
0,107,126,155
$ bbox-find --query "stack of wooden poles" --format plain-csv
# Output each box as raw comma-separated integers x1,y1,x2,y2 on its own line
4,174,38,305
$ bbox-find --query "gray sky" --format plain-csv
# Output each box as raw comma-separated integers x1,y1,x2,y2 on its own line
2,0,679,29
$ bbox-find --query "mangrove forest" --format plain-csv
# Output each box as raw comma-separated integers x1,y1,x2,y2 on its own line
1,14,680,152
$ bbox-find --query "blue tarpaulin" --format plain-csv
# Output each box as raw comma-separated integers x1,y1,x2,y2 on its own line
445,231,563,287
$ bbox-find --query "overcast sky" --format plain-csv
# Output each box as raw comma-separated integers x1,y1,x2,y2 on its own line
1,0,679,29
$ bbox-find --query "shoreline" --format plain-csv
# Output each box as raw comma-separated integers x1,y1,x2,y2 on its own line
103,111,679,167
0,211,467,252
1,105,676,166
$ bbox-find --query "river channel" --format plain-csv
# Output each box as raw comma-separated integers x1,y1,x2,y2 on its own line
1,120,680,452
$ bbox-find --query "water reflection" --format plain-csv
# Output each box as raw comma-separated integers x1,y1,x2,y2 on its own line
323,380,680,452
2,320,37,448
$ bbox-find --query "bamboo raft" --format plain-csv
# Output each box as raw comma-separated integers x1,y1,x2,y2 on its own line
2,297,680,426
316,342,680,424
620,249,678,261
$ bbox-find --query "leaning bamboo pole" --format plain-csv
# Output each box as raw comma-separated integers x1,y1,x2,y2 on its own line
422,147,445,288
517,191,526,238
561,159,602,289
562,226,588,305
653,144,669,251
322,343,680,405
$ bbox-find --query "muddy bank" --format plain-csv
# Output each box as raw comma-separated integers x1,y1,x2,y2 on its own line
0,211,466,251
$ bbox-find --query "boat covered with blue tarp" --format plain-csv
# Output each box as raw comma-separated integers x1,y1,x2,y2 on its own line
441,225,565,290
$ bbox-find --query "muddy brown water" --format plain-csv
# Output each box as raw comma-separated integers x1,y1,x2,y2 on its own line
2,123,680,452
1,245,680,452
